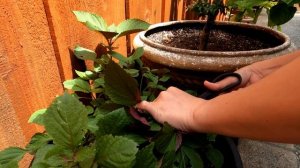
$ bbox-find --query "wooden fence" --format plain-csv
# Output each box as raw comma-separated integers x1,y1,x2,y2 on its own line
0,0,226,164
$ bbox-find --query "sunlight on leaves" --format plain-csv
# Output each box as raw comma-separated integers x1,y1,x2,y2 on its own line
28,108,47,125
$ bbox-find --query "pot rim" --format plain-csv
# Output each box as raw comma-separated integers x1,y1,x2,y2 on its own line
138,20,291,57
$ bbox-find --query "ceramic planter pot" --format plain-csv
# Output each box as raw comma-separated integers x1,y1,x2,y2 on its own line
134,20,294,72
133,20,295,88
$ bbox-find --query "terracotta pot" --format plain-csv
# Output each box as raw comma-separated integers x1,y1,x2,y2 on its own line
133,20,295,88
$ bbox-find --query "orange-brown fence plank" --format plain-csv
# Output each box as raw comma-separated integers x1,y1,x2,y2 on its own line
177,0,185,20
162,0,172,21
162,0,186,21
43,0,127,80
127,0,164,53
0,0,63,153
128,0,163,23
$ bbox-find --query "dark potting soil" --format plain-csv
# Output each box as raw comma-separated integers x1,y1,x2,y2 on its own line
147,27,281,51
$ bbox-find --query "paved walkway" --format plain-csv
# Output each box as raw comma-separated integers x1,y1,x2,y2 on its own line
283,12,300,48
257,10,300,48
238,11,300,168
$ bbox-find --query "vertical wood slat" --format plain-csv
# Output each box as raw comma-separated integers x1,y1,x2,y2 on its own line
177,0,185,20
0,0,63,151
128,0,163,23
183,0,198,20
163,0,188,21
162,0,172,21
127,0,163,53
43,0,127,80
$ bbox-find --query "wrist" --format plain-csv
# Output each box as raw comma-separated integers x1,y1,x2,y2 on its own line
190,99,214,133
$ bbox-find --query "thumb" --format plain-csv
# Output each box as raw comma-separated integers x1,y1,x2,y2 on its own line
135,101,156,116
204,76,239,91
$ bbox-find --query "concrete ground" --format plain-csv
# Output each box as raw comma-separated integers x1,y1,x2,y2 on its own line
238,11,300,168
282,12,300,48
257,10,300,49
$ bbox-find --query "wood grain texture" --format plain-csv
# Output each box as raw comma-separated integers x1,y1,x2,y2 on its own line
162,0,172,21
127,0,164,53
128,0,163,23
162,0,185,21
43,0,127,80
0,0,63,151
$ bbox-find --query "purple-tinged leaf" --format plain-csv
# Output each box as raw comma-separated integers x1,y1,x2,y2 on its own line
104,60,141,106
176,133,183,151
129,107,149,126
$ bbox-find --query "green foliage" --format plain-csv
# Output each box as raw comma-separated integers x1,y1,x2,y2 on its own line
133,143,157,168
73,11,108,31
75,70,96,80
73,11,117,40
268,1,297,26
189,0,225,17
182,146,204,168
73,11,150,43
75,146,97,168
96,135,138,168
226,0,275,23
44,93,88,149
0,147,26,167
115,19,151,40
28,109,47,125
161,151,176,168
30,145,66,167
74,46,97,61
227,0,299,26
206,147,224,168
189,0,298,50
0,11,225,168
154,123,177,154
109,51,128,64
25,133,52,154
63,78,91,93
97,108,134,136
188,0,226,50
104,60,141,106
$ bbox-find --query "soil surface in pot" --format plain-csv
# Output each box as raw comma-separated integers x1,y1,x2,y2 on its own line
147,25,283,51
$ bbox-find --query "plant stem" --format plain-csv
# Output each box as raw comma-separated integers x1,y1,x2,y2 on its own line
253,7,263,24
106,38,114,53
228,8,233,21
199,13,216,50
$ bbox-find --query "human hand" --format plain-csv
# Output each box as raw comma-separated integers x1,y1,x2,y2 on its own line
136,87,205,132
204,65,264,91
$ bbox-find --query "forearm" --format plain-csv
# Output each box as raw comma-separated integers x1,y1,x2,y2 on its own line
194,56,300,143
248,50,300,77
